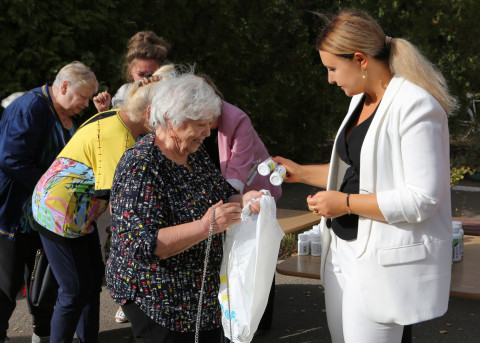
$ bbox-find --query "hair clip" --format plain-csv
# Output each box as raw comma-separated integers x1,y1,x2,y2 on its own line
137,75,162,87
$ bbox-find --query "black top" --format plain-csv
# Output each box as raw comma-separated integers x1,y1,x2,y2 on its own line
331,97,378,240
203,128,220,169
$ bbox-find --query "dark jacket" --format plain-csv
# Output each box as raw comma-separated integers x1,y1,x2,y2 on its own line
0,84,68,240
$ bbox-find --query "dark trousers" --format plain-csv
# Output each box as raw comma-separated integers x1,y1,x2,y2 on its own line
123,302,226,343
40,228,104,343
402,325,412,343
0,231,53,339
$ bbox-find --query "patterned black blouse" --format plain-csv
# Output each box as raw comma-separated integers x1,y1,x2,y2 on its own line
106,131,237,332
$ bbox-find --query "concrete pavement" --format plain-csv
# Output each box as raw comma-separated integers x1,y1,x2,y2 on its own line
7,180,480,342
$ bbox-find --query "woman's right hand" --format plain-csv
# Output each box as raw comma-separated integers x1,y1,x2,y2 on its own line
200,201,242,234
272,156,302,183
272,156,330,189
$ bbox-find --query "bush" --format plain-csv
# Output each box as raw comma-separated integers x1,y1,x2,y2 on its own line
0,0,142,119
2,0,479,165
148,0,345,161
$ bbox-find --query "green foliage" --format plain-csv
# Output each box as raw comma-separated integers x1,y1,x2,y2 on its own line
450,166,473,187
0,0,143,119
148,0,344,161
279,232,299,259
1,0,480,166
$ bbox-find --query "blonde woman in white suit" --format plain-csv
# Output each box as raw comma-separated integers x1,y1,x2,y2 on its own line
274,9,457,343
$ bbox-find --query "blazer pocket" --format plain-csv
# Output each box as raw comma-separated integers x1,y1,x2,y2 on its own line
377,243,426,266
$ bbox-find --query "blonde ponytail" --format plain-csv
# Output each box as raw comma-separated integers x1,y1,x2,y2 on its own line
389,38,457,114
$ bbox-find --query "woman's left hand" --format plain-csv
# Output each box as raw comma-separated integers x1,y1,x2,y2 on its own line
93,90,111,112
307,191,348,218
242,190,263,214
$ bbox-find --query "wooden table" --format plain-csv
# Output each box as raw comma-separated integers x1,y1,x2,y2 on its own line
450,235,480,298
277,235,480,299
276,254,321,279
452,217,480,236
276,208,320,234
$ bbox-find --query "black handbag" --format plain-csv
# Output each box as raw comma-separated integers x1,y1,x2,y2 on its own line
28,248,58,308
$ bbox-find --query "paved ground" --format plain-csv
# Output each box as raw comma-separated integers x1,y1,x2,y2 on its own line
7,180,480,342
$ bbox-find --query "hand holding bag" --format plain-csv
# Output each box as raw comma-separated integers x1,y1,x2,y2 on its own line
28,248,58,308
218,192,284,343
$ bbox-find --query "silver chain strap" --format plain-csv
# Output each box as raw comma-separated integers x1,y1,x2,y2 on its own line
30,249,42,281
195,208,216,343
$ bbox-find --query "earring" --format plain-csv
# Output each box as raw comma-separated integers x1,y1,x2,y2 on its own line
361,67,368,79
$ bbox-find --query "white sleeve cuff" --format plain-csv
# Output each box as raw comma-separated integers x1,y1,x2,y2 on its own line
226,179,244,194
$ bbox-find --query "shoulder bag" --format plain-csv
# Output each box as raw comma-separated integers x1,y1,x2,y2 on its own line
28,248,58,308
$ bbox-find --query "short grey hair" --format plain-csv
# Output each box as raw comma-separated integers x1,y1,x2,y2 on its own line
53,61,98,93
149,71,221,129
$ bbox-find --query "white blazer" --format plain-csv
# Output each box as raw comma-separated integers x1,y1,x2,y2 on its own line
319,76,452,325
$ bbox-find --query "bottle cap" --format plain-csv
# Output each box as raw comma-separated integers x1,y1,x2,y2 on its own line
270,174,282,186
258,163,273,176
298,233,309,241
269,165,286,186
452,221,462,229
452,221,462,233
257,158,276,176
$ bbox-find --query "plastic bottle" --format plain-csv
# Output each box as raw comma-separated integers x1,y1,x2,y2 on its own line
306,226,319,239
452,221,462,262
257,157,277,176
270,165,287,186
310,233,322,256
304,231,312,253
452,221,464,258
297,233,310,256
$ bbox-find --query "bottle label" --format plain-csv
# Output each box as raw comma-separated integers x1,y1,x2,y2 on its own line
452,238,461,262
311,242,322,256
298,241,310,255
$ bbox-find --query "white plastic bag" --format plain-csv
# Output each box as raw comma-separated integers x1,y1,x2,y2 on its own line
218,193,285,343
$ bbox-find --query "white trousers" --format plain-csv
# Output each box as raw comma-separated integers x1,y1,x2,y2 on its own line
323,233,404,343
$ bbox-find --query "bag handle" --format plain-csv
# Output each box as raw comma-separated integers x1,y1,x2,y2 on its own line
28,248,44,305
222,227,233,340
195,208,216,343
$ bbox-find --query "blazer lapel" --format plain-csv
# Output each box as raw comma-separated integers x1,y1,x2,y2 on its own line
356,76,406,257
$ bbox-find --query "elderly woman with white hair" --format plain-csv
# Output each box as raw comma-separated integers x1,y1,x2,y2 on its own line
106,70,262,342
0,61,98,343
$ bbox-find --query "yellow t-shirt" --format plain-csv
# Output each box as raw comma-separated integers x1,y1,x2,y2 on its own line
32,110,135,237
59,109,135,197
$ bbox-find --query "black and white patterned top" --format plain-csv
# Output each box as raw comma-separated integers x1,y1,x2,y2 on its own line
106,131,237,332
